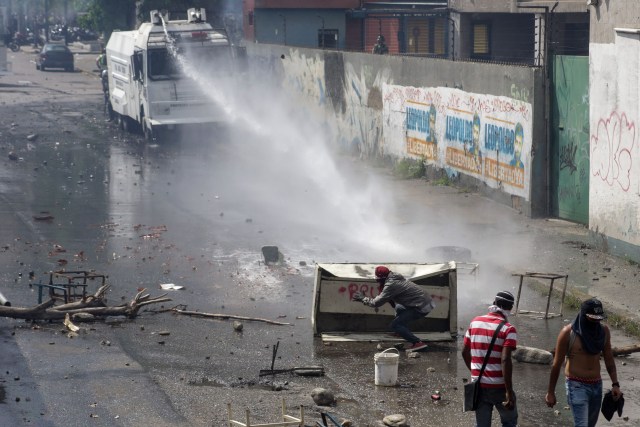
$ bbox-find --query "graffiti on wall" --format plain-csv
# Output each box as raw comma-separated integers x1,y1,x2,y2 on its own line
591,111,636,192
339,63,392,156
384,85,532,199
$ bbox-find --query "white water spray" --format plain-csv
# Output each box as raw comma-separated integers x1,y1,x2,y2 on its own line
159,18,407,259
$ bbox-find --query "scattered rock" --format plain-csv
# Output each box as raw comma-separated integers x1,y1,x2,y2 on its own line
340,420,353,427
426,367,435,372
382,413,407,426
311,388,335,406
158,331,170,336
262,245,281,265
299,261,307,266
233,321,243,332
26,134,39,141
512,346,553,364
407,352,420,359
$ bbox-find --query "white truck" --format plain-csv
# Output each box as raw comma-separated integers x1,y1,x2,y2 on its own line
105,8,241,140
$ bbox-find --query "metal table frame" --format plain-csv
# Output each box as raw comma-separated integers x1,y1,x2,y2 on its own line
512,272,569,319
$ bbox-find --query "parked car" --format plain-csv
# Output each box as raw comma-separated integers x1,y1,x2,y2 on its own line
36,44,74,72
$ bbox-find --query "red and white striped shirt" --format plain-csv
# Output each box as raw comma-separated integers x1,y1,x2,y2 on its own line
463,312,517,388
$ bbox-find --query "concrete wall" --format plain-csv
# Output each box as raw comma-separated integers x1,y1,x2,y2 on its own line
245,44,546,216
450,0,588,14
589,1,640,260
590,0,640,44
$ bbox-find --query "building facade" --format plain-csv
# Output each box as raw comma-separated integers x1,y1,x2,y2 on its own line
589,0,640,260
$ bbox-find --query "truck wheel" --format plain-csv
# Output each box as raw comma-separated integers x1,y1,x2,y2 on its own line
143,122,154,141
122,116,132,133
140,112,151,140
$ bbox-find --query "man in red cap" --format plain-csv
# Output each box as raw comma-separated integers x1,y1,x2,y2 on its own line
352,265,434,352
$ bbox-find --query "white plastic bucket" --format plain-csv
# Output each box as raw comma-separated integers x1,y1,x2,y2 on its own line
374,348,399,386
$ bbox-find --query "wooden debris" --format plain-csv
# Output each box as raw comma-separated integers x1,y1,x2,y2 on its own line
172,308,292,326
612,344,640,356
0,286,171,322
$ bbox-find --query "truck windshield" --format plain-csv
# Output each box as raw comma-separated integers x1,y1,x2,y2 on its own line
147,49,181,80
147,45,233,81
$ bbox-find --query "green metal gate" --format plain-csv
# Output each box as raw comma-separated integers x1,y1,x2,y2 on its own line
550,55,589,224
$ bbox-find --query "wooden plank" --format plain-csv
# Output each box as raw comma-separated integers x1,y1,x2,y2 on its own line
321,331,453,342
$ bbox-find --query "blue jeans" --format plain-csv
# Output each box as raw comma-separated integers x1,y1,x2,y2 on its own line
474,387,518,427
390,304,424,344
565,378,602,427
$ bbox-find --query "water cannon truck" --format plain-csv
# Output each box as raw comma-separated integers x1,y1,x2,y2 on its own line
105,8,240,140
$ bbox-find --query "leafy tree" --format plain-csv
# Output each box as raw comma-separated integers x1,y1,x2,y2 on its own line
76,0,134,39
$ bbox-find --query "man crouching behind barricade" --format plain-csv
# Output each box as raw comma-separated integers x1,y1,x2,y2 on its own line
352,265,435,352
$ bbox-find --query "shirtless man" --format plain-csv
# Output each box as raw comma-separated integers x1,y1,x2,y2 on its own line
545,298,622,427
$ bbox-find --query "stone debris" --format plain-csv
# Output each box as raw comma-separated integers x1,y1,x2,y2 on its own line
311,387,335,406
383,413,407,426
233,321,243,331
261,245,281,264
512,346,553,364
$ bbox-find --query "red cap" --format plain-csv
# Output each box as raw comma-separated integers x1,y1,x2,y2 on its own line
375,266,390,279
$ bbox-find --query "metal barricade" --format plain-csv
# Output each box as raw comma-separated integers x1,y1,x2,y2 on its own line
36,271,106,304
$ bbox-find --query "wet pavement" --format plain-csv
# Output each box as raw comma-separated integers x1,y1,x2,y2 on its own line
0,44,638,426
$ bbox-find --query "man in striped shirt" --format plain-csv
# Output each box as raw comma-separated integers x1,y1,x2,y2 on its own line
462,291,518,427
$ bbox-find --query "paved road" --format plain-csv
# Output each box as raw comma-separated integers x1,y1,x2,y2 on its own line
0,43,638,426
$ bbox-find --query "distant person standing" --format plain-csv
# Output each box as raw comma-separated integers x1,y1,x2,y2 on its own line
462,291,518,427
352,266,434,352
545,298,622,427
96,48,107,71
372,35,388,54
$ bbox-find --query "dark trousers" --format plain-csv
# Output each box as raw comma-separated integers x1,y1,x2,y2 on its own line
390,304,424,344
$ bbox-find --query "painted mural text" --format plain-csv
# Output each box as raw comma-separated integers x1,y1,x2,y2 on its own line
445,147,482,175
407,137,437,160
406,106,430,134
445,116,472,143
485,158,525,188
346,283,379,300
484,123,515,155
510,83,530,103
